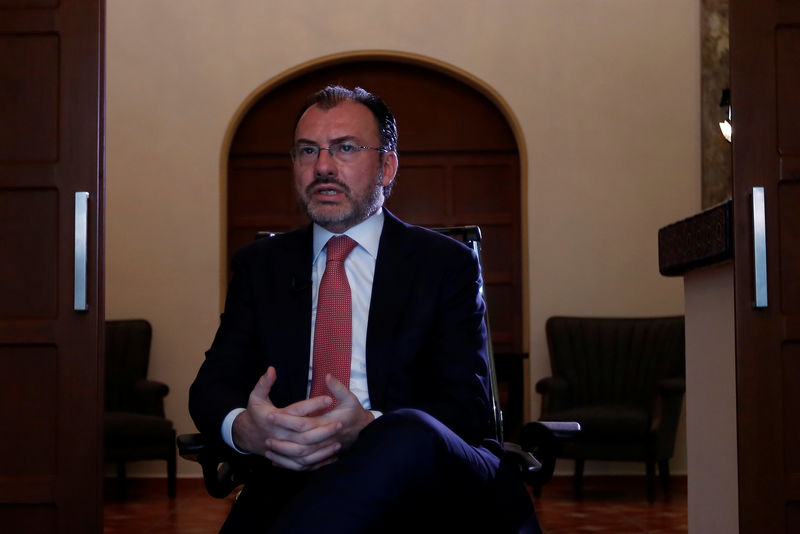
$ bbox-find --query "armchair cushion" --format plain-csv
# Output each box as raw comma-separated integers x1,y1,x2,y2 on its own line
536,315,685,501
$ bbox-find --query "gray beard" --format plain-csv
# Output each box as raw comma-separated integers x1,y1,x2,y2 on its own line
299,171,384,230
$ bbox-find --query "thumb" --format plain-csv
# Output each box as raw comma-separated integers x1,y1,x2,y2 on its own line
251,367,277,405
326,374,356,406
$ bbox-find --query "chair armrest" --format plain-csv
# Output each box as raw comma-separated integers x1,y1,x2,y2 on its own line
652,377,686,425
656,377,686,395
132,379,169,416
537,420,581,438
177,432,207,462
649,377,686,456
535,376,571,414
504,442,542,474
177,432,248,499
517,421,581,487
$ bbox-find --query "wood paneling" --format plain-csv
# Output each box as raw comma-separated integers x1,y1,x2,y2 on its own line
0,346,58,476
776,27,800,155
0,189,58,317
0,34,59,162
731,0,800,530
0,0,104,531
227,60,523,353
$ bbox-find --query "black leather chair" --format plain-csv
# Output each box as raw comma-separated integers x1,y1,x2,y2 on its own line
104,319,176,498
530,315,685,502
178,226,573,509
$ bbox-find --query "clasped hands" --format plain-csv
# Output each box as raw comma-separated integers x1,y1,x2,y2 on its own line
232,366,375,471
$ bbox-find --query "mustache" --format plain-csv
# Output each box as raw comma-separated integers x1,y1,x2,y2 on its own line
305,177,351,196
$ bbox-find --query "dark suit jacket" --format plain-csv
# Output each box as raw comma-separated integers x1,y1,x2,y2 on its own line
189,210,493,446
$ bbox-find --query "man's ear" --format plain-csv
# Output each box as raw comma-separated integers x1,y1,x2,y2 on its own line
381,151,398,187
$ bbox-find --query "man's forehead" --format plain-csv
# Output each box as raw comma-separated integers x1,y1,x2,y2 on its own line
295,101,378,140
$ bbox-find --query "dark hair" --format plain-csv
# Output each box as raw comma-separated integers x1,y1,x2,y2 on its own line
295,85,398,153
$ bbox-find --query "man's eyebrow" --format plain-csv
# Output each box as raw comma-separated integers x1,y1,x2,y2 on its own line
330,135,359,144
294,138,319,146
294,135,359,146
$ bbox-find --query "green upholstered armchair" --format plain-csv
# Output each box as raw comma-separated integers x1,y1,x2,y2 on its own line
104,319,176,498
534,316,685,502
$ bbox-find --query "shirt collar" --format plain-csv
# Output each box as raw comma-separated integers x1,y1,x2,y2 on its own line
312,208,384,262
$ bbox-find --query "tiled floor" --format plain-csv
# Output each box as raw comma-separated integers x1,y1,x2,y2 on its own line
103,475,687,533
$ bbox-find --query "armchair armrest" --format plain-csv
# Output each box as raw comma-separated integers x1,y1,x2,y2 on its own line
132,379,169,416
503,442,542,476
517,421,580,487
656,377,686,395
176,432,207,462
650,377,686,456
177,432,249,499
535,376,571,414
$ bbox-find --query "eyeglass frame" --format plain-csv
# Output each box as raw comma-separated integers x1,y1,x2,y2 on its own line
290,141,389,164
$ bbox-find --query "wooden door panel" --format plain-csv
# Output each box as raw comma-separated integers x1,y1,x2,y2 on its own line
731,0,800,531
452,161,517,220
0,189,59,317
779,182,800,313
0,507,56,534
0,33,59,162
774,7,800,525
227,155,302,260
784,343,800,488
776,27,800,154
0,346,58,476
389,162,448,222
0,1,104,532
479,224,518,280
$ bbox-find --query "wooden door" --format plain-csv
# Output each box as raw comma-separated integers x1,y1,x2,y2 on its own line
227,60,523,354
0,1,105,532
730,1,800,531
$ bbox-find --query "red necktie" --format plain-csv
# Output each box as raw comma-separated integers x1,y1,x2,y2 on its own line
309,235,358,412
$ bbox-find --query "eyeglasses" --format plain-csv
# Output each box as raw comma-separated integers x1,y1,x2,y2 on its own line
290,142,387,165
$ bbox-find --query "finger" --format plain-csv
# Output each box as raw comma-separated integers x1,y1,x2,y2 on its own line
269,410,341,434
264,441,341,471
265,435,338,458
268,411,318,433
268,416,342,444
282,395,333,417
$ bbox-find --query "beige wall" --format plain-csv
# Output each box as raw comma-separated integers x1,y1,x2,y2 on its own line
106,0,700,477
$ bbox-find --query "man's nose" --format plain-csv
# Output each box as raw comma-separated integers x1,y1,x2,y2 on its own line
314,148,337,175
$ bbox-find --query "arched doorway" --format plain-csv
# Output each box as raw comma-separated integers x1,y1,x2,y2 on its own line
226,58,524,427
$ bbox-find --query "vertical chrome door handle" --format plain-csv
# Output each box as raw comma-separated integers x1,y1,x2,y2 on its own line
74,192,89,311
752,187,768,308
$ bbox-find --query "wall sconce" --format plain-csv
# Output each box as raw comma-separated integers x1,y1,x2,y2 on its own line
719,88,732,143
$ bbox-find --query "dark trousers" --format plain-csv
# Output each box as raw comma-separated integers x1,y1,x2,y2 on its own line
220,409,540,534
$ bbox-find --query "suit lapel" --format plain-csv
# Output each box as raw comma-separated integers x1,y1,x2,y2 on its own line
273,226,314,404
365,211,416,409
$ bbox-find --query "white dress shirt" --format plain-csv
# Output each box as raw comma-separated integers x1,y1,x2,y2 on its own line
221,209,385,450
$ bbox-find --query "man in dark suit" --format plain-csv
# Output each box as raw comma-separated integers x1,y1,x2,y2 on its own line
189,86,539,533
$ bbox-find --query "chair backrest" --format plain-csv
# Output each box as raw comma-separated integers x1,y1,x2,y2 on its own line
257,225,505,443
104,319,153,412
545,316,685,408
433,226,504,443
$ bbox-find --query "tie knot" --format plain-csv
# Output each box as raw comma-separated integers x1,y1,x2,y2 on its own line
326,235,357,263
